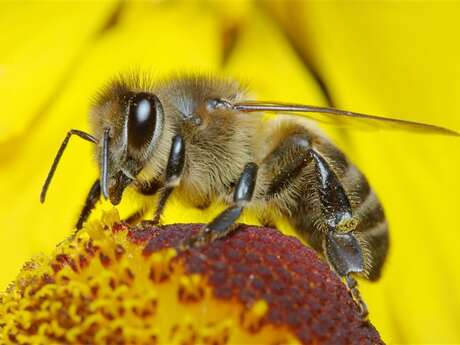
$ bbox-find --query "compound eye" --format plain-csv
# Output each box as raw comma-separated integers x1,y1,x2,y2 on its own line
127,92,160,150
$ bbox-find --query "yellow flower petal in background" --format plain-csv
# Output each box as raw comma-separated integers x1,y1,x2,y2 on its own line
266,2,460,343
0,1,118,141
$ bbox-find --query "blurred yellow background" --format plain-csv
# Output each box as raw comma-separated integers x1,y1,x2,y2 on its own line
1,1,459,344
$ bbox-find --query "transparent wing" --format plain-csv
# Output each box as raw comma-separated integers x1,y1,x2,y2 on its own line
233,101,459,136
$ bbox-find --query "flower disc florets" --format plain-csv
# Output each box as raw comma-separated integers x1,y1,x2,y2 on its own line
0,210,383,344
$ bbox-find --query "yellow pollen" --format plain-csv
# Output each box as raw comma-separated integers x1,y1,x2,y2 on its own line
101,209,121,229
241,299,269,333
337,217,359,232
178,273,205,303
200,319,232,345
148,248,177,282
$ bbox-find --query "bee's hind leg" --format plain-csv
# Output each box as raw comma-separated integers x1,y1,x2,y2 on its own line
258,128,368,317
186,162,259,248
309,149,368,317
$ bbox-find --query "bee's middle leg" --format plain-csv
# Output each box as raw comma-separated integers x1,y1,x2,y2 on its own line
186,162,259,247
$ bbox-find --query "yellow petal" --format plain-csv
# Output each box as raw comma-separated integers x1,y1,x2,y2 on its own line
0,1,118,142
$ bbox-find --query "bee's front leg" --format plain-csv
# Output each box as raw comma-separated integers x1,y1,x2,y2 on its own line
117,135,185,227
151,134,186,224
57,179,100,245
186,162,259,247
75,179,101,230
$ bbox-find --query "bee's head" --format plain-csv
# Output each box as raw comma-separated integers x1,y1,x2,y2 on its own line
91,81,165,205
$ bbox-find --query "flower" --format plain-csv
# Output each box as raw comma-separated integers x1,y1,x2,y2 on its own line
1,1,459,344
0,211,382,344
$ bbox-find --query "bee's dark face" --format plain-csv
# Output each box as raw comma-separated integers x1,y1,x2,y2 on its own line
91,85,165,204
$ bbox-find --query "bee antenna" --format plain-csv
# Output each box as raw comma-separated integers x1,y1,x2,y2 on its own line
100,128,110,200
40,130,97,203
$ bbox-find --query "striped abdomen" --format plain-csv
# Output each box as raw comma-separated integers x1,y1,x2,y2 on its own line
260,122,389,280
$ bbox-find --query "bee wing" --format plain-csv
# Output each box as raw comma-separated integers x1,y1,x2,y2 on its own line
234,101,459,136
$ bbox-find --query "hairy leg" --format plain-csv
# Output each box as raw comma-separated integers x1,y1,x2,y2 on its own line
186,162,258,247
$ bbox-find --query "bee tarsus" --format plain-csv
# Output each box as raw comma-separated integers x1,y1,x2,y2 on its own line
346,274,369,318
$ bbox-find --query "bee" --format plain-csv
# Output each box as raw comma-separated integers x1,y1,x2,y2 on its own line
40,73,458,317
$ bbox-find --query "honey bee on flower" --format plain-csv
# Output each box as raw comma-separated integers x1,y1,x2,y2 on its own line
40,73,458,317
2,2,460,344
